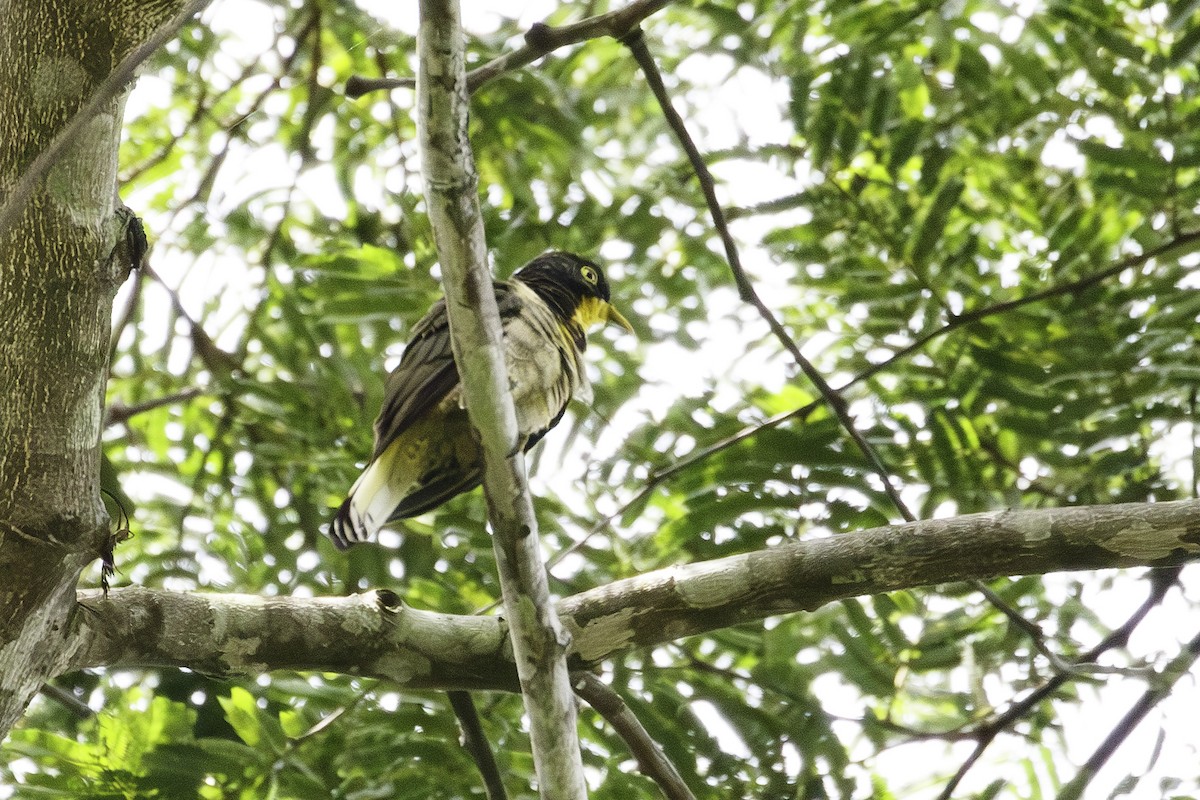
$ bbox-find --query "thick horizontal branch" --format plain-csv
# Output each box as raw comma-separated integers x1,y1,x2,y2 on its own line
69,588,516,690
67,500,1200,689
558,500,1200,660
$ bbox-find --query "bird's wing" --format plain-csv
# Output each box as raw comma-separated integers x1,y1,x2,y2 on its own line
390,463,482,519
370,281,523,460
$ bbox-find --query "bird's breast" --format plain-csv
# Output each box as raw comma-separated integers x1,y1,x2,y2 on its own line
504,284,590,435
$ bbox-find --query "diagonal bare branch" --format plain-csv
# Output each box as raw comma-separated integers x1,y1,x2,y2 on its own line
620,28,916,523
1055,619,1200,800
575,673,697,800
937,567,1183,800
104,388,204,427
447,690,508,800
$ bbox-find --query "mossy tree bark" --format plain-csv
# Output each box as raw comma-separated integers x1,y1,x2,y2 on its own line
0,0,183,734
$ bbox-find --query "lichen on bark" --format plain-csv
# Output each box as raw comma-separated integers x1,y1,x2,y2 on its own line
0,0,187,738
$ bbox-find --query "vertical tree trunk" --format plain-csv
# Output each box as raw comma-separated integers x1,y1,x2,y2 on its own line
0,0,181,736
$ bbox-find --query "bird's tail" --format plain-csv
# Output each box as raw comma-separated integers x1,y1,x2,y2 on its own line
328,449,406,549
329,497,366,550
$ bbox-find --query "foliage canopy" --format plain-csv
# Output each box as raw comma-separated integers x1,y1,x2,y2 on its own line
6,0,1200,798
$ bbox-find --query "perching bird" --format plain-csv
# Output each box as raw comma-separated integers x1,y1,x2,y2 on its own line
330,251,633,549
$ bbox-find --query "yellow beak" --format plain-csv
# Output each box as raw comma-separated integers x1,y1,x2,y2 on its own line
604,303,635,334
575,297,635,335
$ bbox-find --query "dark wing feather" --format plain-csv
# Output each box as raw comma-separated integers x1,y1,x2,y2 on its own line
370,298,456,459
523,400,570,452
369,281,523,460
391,465,483,519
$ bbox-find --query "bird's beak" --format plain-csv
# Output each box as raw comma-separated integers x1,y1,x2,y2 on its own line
603,302,635,334
576,297,635,335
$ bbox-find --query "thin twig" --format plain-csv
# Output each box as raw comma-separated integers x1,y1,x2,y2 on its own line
1056,618,1200,800
38,684,94,720
544,402,821,574
937,567,1182,800
141,265,241,376
621,27,915,522
574,673,697,800
108,268,145,365
657,227,1200,501
0,0,213,240
1192,388,1200,499
448,691,508,800
120,84,210,185
345,0,675,97
155,12,310,230
969,580,1067,668
104,388,204,427
853,228,1200,390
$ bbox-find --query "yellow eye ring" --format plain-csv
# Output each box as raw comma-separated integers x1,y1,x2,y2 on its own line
580,265,599,285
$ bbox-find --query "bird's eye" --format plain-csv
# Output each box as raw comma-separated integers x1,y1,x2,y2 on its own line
580,265,599,285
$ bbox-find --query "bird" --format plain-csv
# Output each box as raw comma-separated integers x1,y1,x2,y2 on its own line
329,251,633,549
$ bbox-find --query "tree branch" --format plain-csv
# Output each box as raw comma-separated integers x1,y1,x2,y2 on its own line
68,588,516,689
937,566,1181,800
620,29,915,523
448,690,508,800
345,0,675,98
66,501,1200,685
1055,622,1200,800
574,673,697,800
853,227,1200,391
104,388,204,427
415,1,586,797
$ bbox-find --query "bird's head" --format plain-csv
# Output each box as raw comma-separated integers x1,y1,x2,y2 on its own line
514,252,634,335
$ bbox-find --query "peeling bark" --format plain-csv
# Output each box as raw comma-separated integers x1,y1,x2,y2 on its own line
63,500,1200,692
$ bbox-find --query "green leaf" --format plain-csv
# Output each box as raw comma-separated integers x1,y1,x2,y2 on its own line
219,687,265,749
909,177,964,268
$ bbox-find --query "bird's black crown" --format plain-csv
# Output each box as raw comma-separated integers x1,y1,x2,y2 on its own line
513,251,612,316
